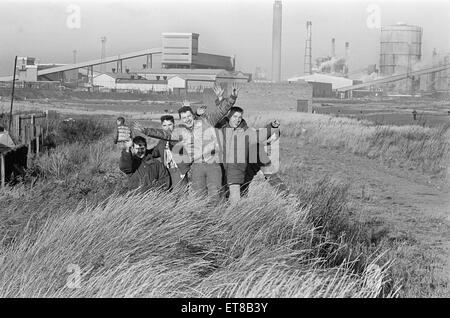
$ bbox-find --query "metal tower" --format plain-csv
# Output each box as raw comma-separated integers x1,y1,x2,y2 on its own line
304,21,312,75
100,36,107,73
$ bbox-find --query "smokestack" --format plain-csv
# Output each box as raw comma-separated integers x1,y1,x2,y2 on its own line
272,0,282,82
304,21,312,75
331,38,336,57
345,42,350,74
100,36,107,73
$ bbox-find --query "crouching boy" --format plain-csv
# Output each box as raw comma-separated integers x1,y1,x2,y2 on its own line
119,136,170,192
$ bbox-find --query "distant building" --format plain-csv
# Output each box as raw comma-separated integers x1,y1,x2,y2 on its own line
310,82,333,98
138,69,250,93
161,33,235,71
288,73,354,90
5,32,248,90
93,73,169,92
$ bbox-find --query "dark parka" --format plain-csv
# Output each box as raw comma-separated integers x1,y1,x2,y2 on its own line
119,149,170,191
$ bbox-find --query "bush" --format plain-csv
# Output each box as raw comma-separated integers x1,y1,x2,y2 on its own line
57,118,114,144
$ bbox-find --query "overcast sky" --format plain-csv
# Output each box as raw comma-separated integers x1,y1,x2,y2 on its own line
0,0,449,78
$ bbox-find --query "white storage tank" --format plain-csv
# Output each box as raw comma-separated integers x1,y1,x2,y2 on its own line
380,23,422,76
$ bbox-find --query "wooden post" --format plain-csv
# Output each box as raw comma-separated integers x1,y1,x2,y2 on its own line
20,119,25,146
35,125,40,155
31,114,35,155
14,115,20,143
0,153,5,188
27,124,32,167
45,109,49,140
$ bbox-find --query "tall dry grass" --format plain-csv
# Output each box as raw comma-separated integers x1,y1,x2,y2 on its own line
248,112,450,179
0,183,399,297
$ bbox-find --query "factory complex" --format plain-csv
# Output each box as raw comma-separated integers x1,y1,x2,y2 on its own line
0,1,449,100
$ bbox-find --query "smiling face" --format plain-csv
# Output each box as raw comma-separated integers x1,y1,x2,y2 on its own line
133,141,147,158
161,120,174,132
229,111,243,128
180,110,194,128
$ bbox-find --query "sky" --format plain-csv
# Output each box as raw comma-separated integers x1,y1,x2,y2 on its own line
0,0,449,79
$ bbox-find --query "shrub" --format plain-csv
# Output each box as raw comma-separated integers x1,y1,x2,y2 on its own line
57,118,114,144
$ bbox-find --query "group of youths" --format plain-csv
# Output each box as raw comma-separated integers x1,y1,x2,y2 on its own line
114,83,287,204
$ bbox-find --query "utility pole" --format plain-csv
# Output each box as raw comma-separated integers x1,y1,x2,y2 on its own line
8,56,17,132
73,49,77,64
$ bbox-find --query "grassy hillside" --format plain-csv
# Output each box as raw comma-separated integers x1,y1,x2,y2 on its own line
1,112,449,297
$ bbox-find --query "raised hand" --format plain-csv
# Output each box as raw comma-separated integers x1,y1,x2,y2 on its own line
132,121,144,133
196,105,207,116
271,120,280,128
231,82,241,97
125,139,133,150
213,85,225,99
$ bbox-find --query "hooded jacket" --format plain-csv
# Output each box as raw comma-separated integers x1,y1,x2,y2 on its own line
219,118,280,185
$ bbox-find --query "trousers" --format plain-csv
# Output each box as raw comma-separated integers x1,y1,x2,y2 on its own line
191,162,222,202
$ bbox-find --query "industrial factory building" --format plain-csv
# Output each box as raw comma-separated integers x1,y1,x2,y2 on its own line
1,32,250,94
161,33,235,71
2,1,449,99
93,68,249,93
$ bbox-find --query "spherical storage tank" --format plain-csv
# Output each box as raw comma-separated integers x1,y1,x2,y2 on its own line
380,23,422,76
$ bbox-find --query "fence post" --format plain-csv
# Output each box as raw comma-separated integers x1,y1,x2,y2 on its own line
45,109,49,140
27,124,32,167
14,115,20,142
0,153,5,188
20,119,25,146
36,125,40,155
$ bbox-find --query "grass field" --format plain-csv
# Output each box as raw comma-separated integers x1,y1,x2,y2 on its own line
1,96,449,297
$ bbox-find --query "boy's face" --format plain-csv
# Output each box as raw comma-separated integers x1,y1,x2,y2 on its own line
133,142,147,158
180,111,194,128
161,120,174,132
117,120,122,126
229,112,243,128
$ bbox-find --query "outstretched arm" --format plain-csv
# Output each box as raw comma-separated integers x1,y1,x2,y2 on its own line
132,122,180,142
205,83,240,127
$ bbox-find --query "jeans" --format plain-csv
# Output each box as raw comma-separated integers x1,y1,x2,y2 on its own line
191,163,222,202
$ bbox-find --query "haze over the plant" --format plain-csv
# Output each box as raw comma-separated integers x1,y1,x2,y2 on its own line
0,0,448,78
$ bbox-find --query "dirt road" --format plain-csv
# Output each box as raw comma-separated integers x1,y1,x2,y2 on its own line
280,137,450,287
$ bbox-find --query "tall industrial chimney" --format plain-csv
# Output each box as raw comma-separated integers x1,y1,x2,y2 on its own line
304,21,312,75
100,36,107,73
272,0,282,82
345,42,350,75
331,38,336,57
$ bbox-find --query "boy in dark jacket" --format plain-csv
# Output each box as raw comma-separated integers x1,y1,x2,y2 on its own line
119,136,170,192
150,115,190,190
